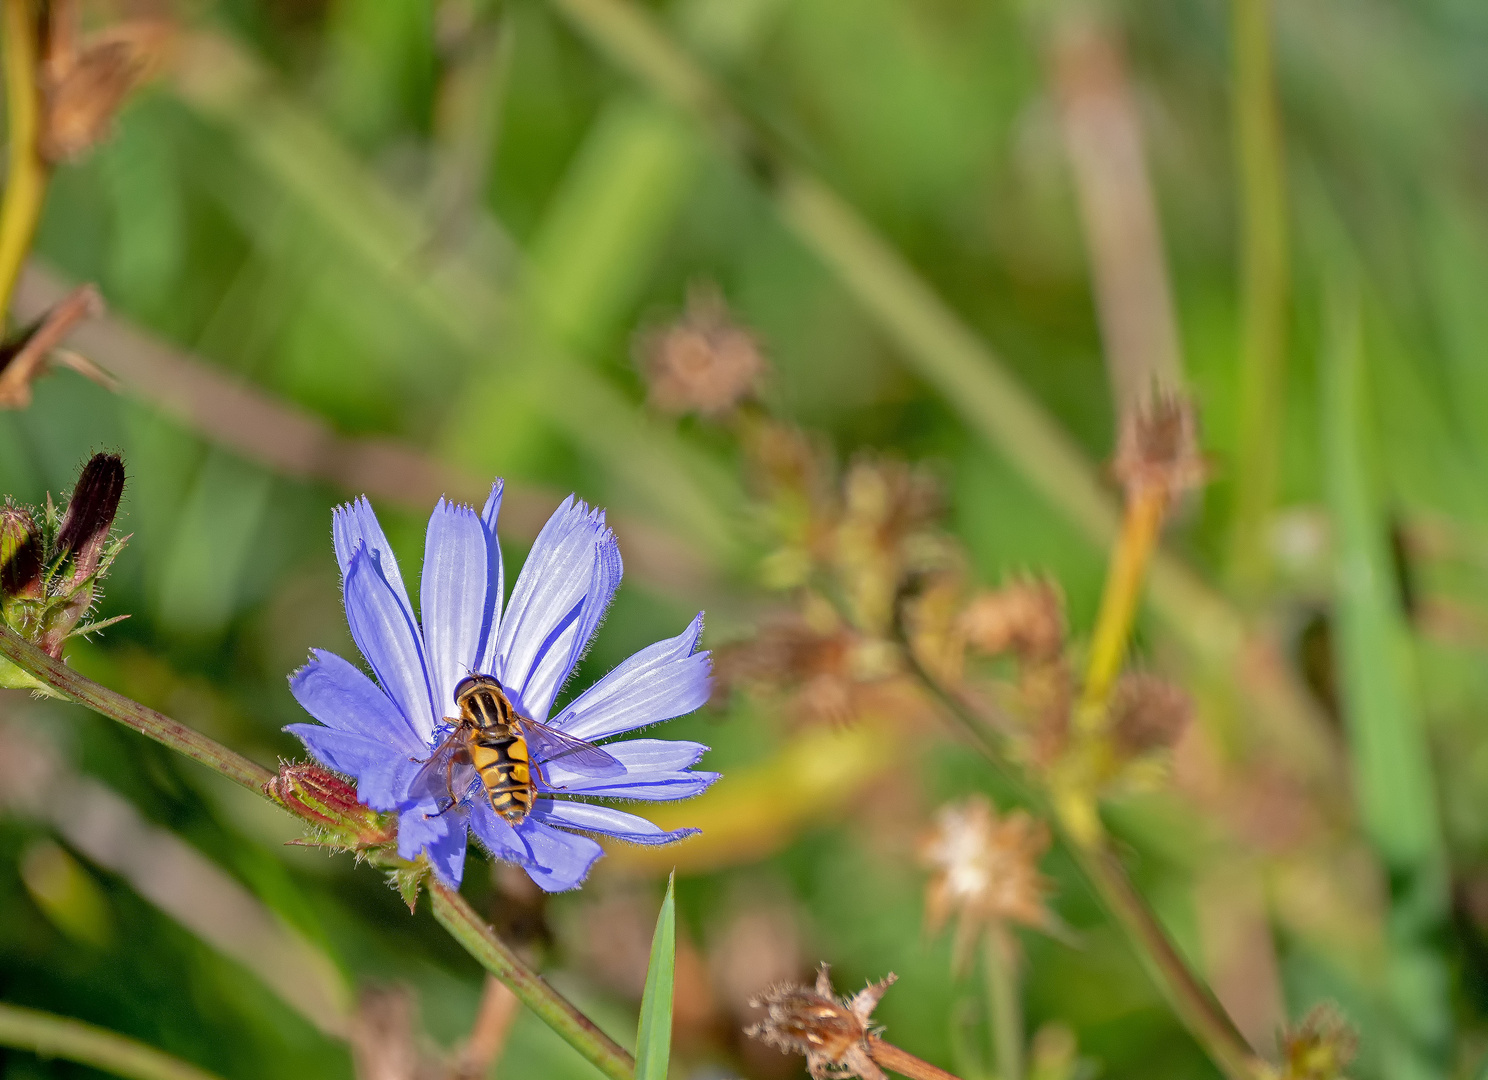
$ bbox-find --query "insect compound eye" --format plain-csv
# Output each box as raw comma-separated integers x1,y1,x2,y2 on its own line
453,673,503,702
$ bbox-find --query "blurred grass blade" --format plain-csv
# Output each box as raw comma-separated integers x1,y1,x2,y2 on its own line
635,873,677,1080
1321,279,1450,1079
0,1003,226,1080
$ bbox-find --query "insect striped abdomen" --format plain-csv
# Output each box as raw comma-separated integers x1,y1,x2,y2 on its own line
473,732,534,825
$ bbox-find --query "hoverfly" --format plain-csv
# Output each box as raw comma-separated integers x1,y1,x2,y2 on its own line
408,674,623,826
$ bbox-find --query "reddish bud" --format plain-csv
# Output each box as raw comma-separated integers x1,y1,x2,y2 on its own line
265,762,394,850
56,453,124,582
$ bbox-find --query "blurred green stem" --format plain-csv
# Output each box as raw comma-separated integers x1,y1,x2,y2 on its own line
432,881,636,1080
985,925,1023,1080
0,626,638,1079
0,0,47,324
1226,0,1290,594
0,1003,226,1080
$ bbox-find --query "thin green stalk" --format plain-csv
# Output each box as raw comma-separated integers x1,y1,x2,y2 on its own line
985,926,1022,1080
0,626,638,1077
432,882,635,1080
0,0,48,323
0,626,273,793
1226,0,1290,594
0,1003,226,1080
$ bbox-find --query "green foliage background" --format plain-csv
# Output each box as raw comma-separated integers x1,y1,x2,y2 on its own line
5,0,1488,1077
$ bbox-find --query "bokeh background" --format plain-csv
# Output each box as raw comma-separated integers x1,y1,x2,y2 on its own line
4,0,1488,1077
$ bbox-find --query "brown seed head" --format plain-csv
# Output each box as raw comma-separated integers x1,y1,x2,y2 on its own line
959,580,1065,663
641,284,767,417
42,19,174,163
1111,391,1205,500
1281,1003,1357,1080
917,795,1054,937
747,965,896,1080
1107,672,1192,758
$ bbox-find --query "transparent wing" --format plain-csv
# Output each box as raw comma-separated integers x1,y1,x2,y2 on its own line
404,725,469,806
520,718,625,777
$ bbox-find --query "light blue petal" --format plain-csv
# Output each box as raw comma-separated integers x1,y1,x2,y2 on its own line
540,739,715,800
473,480,505,675
344,544,437,742
397,804,469,887
550,771,721,802
288,649,424,750
552,614,710,742
496,497,621,721
333,498,415,620
421,499,488,717
464,799,541,869
283,724,407,811
469,802,603,890
531,801,700,846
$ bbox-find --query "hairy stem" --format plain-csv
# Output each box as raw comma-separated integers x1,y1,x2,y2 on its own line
985,926,1023,1080
1080,486,1167,715
432,881,635,1080
868,1036,966,1080
0,1003,226,1080
0,0,48,323
0,626,638,1077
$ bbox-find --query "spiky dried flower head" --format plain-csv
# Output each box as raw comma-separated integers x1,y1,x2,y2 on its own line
641,283,768,417
747,964,896,1080
1111,391,1205,501
918,795,1054,945
1281,1004,1357,1080
959,580,1065,663
1107,672,1192,758
42,11,174,164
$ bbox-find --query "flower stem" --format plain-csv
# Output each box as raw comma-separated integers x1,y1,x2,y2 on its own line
431,881,635,1080
868,1035,967,1080
985,926,1022,1080
0,625,640,1077
0,0,48,324
0,626,274,792
1080,485,1167,716
0,1002,226,1080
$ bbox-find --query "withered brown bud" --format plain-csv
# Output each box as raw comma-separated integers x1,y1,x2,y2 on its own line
747,965,896,1080
0,503,44,602
959,580,1065,663
640,284,767,417
56,453,124,582
1107,672,1192,758
1111,391,1205,500
1281,1003,1357,1080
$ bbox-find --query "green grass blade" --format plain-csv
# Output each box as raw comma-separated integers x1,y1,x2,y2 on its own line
635,873,677,1080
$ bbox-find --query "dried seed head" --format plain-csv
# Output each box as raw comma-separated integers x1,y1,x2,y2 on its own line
1281,1003,1357,1080
42,20,174,163
918,795,1054,939
747,965,896,1080
959,580,1065,663
641,284,767,417
1107,672,1192,758
1111,391,1205,500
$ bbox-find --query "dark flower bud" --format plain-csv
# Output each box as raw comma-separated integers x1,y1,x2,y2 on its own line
56,453,125,583
0,503,44,602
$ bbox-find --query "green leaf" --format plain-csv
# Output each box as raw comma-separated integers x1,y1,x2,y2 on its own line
635,873,676,1080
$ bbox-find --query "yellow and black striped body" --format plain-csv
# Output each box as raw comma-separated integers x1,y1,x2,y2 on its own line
455,676,535,826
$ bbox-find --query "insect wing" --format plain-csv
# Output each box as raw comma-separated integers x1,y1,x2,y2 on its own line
405,726,467,805
520,719,625,777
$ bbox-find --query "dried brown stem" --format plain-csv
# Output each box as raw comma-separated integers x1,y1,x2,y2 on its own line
0,282,102,406
867,1036,964,1080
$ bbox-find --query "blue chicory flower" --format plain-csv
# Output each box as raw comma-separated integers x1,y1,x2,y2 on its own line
284,479,717,891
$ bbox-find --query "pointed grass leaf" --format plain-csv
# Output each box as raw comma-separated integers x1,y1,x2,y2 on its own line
635,873,676,1080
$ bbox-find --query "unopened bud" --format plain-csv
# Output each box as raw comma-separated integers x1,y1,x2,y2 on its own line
0,503,43,602
56,453,124,582
265,762,395,851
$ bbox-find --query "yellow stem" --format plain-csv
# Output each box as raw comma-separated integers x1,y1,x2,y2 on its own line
0,0,47,325
1080,485,1167,716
